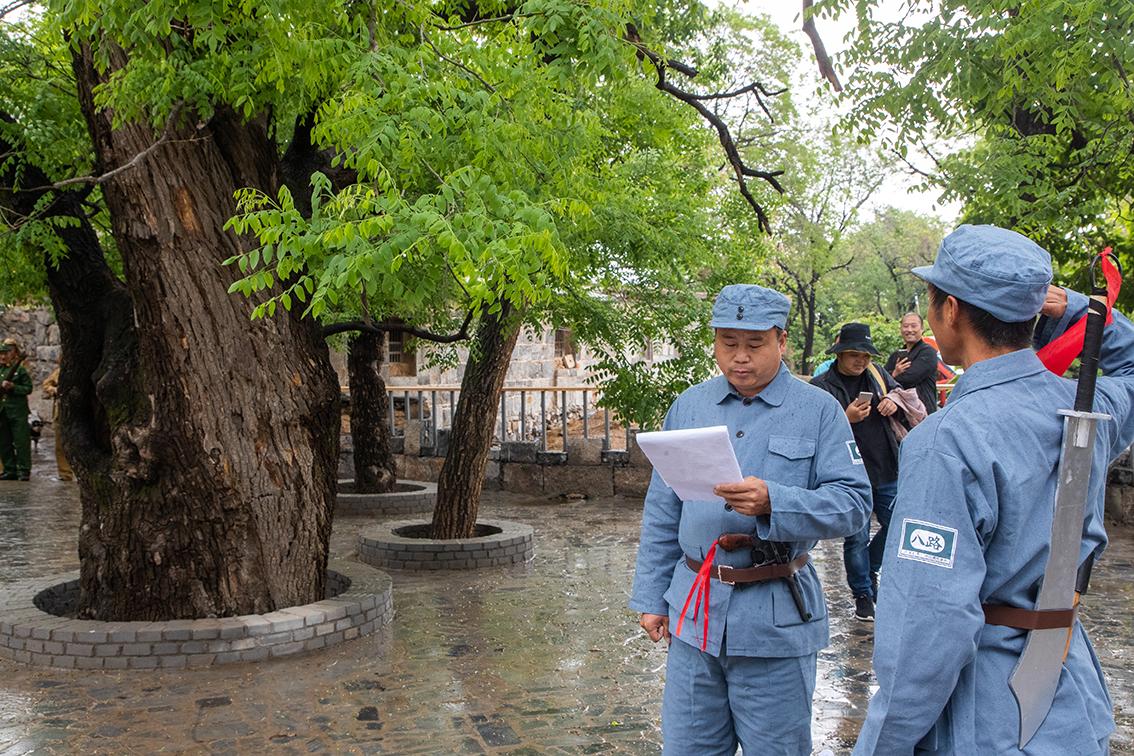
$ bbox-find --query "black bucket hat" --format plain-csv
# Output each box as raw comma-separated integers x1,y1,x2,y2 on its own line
826,322,880,356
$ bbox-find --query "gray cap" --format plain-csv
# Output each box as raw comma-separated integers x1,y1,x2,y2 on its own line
710,284,790,331
912,224,1052,322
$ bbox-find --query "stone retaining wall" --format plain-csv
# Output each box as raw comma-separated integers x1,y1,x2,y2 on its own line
0,560,392,670
358,518,534,570
389,435,653,500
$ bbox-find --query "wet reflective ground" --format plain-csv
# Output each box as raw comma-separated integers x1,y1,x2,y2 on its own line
1,444,1132,754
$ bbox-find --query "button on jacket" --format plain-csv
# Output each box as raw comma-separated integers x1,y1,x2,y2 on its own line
854,290,1134,755
630,365,872,658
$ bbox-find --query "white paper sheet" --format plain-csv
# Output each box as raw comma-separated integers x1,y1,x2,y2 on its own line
634,425,743,503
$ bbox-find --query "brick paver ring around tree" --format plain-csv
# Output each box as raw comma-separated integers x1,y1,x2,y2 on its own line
357,519,534,570
0,560,393,670
335,479,437,515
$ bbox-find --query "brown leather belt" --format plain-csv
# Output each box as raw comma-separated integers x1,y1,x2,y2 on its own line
982,603,1078,630
686,553,810,585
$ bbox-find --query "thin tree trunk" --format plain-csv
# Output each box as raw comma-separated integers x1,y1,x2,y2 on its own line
431,304,521,539
347,332,396,493
801,287,817,374
61,42,340,620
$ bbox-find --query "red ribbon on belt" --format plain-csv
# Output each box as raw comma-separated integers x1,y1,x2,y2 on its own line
1036,248,1121,375
675,541,718,651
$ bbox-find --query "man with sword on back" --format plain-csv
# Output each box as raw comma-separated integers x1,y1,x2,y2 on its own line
853,224,1134,754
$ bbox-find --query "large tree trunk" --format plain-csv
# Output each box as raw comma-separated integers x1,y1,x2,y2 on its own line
347,332,396,493
61,43,340,621
431,304,521,539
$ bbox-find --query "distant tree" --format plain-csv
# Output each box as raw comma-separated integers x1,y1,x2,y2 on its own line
763,132,887,373
813,208,946,339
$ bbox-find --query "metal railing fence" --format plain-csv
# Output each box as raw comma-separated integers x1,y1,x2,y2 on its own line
385,385,633,453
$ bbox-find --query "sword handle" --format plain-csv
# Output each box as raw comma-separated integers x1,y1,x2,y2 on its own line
1073,255,1112,412
1075,553,1095,595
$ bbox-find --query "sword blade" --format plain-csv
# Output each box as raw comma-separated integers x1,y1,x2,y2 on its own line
1009,409,1107,747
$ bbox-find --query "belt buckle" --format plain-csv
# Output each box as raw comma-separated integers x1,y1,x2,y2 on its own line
715,565,735,586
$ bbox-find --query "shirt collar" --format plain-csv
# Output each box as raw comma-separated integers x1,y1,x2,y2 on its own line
947,348,1047,403
714,364,791,407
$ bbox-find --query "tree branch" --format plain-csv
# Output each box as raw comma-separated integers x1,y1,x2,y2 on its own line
894,149,936,180
836,173,885,234
628,33,784,233
802,0,842,92
432,13,523,31
421,28,496,92
826,254,855,274
684,81,788,102
0,0,33,19
322,309,475,343
50,103,186,190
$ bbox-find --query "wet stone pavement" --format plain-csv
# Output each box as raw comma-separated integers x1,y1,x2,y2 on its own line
0,444,1132,754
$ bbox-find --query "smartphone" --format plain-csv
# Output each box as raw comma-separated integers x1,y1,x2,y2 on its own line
895,349,909,360
856,391,873,406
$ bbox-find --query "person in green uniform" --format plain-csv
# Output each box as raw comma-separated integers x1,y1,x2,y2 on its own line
0,340,33,480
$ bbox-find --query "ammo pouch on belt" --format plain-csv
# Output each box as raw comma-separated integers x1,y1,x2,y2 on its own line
715,531,779,566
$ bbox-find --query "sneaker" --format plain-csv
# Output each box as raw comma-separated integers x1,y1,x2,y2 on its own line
854,594,875,622
0,472,15,481
17,473,29,481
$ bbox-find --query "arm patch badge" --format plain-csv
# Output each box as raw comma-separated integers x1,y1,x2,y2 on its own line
846,440,863,465
897,518,958,569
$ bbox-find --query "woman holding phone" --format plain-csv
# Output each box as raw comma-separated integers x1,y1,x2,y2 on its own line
810,323,905,622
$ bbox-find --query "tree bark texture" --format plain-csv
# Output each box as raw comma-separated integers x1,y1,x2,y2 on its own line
60,43,340,620
431,304,521,539
347,332,396,493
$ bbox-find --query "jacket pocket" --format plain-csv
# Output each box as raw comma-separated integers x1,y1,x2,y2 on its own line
765,435,816,487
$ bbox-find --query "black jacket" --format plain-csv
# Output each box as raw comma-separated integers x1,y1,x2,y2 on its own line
884,340,939,415
810,364,902,487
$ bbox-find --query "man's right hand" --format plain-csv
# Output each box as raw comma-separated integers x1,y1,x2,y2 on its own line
846,400,871,423
1041,285,1068,320
640,613,670,643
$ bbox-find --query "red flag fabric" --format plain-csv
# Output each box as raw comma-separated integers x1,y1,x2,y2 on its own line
1036,249,1121,376
675,541,718,651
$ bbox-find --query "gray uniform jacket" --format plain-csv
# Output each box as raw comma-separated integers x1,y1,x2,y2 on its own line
855,290,1134,754
630,365,871,658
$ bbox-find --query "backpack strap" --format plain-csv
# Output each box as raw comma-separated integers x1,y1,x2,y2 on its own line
865,362,889,397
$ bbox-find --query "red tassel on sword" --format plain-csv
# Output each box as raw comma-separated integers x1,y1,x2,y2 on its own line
1037,248,1121,375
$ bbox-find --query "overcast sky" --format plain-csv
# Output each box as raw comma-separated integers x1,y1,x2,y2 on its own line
738,0,962,225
